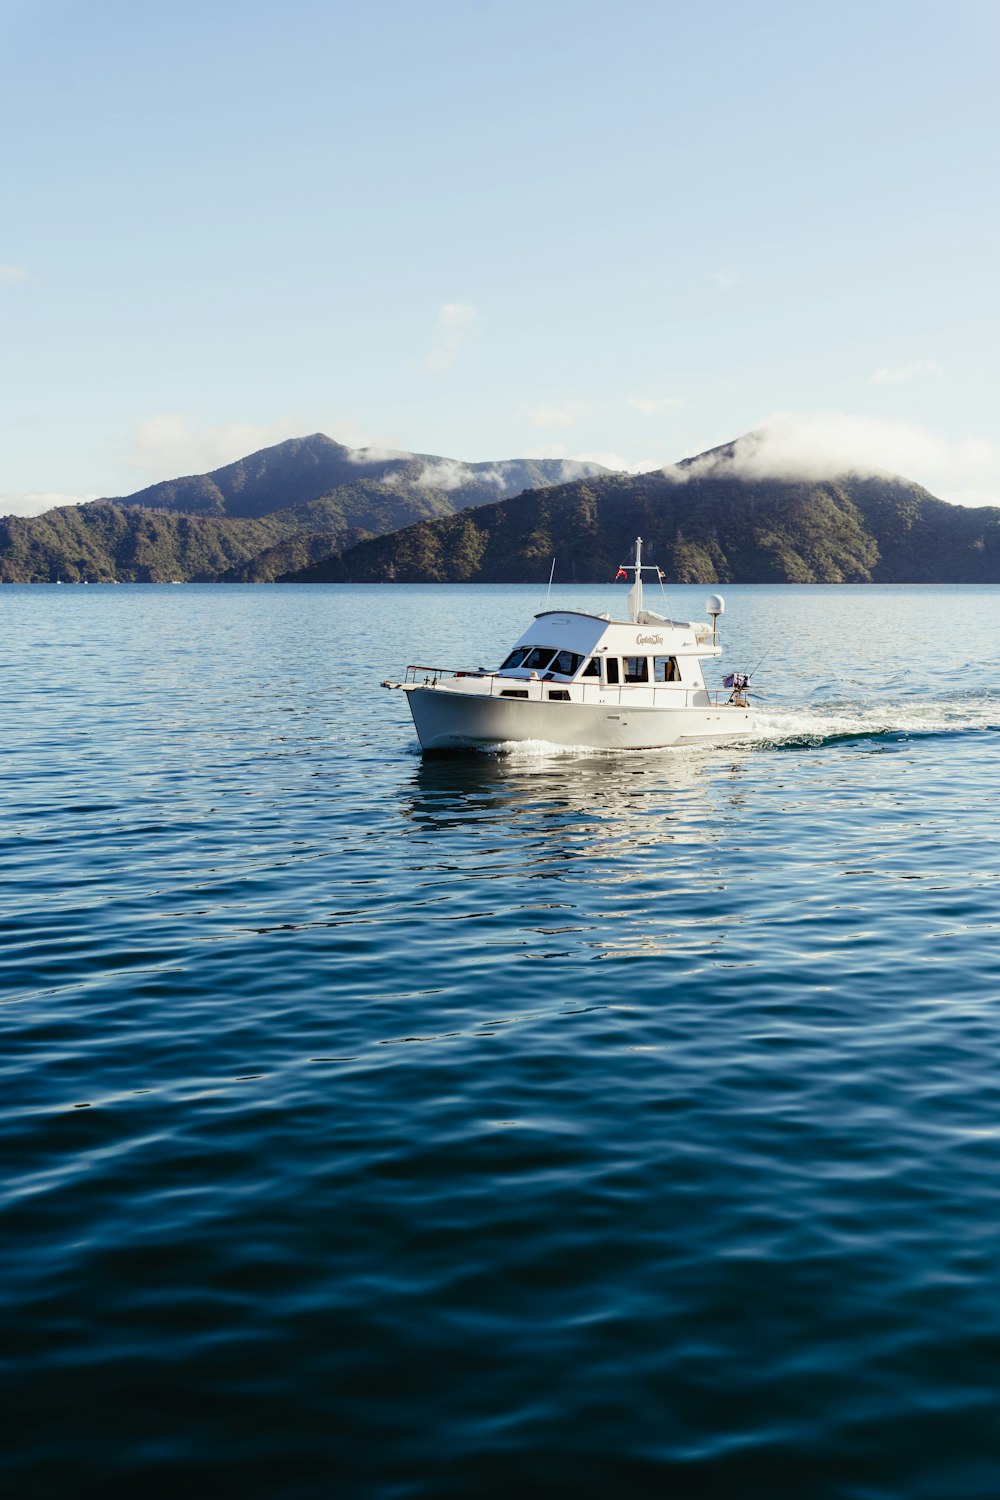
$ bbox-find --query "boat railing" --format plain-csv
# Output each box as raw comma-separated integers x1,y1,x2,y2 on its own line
401,666,747,708
403,664,481,685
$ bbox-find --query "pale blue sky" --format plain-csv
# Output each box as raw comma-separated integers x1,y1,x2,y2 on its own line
2,0,998,512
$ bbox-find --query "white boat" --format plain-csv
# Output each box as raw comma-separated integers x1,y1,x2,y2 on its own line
383,538,756,752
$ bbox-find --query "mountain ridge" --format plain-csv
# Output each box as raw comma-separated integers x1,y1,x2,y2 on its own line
0,435,610,582
277,460,1000,585
98,433,609,520
5,430,1000,584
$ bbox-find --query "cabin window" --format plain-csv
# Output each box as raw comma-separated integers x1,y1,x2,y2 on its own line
654,656,680,682
547,689,570,701
623,656,649,683
581,658,600,677
500,689,529,698
522,646,558,672
605,657,620,685
550,650,582,677
500,647,530,670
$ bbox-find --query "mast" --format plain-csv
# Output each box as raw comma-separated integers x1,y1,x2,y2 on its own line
626,536,643,622
619,535,663,622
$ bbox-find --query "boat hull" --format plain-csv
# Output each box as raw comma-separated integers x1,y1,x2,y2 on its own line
405,685,755,752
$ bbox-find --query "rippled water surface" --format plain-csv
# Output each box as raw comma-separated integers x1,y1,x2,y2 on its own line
3,582,1000,1498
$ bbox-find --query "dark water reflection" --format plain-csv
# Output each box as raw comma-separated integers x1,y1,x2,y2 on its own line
3,585,1000,1498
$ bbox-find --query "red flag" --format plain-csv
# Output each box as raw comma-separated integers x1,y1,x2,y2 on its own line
615,567,628,579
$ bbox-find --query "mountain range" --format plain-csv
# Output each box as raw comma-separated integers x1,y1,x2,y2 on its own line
0,436,608,583
103,433,607,521
4,430,1000,584
282,446,1000,585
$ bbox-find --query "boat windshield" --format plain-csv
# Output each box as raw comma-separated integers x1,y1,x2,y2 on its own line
499,646,583,676
549,650,582,677
501,645,560,672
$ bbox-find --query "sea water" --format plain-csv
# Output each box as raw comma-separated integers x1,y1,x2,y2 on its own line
2,582,1000,1498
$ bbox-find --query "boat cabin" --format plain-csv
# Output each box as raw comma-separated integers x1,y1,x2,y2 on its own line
495,609,719,693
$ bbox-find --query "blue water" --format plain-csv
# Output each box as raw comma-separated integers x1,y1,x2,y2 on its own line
3,582,1000,1498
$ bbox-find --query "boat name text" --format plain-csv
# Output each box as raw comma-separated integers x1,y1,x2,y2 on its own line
635,633,664,646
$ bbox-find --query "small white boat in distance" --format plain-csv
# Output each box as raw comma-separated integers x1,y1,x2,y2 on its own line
383,538,756,752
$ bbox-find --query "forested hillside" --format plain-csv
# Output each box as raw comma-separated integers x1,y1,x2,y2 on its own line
0,434,609,581
0,504,293,583
279,467,1000,585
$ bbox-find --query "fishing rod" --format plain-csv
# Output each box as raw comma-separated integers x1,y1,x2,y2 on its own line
740,649,770,700
746,648,769,681
724,648,770,703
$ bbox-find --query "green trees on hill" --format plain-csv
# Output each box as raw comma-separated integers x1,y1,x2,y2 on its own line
279,469,1000,585
0,505,292,582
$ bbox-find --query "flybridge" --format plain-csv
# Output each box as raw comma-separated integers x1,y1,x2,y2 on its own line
511,609,713,660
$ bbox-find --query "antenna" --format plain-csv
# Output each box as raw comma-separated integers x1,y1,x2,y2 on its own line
543,557,556,610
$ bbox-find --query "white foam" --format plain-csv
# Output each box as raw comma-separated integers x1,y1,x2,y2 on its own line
484,738,611,759
754,701,1000,745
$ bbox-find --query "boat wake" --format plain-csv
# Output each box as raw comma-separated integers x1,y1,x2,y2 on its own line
754,699,1000,749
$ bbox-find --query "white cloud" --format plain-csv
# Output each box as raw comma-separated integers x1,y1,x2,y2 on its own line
343,448,506,491
663,412,1000,507
531,403,589,429
628,396,684,415
344,444,408,465
570,450,641,473
328,414,423,459
0,491,93,517
553,458,609,480
413,458,496,491
524,443,572,460
711,270,745,290
526,442,654,474
873,360,942,384
126,415,310,480
426,302,479,371
0,264,27,283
